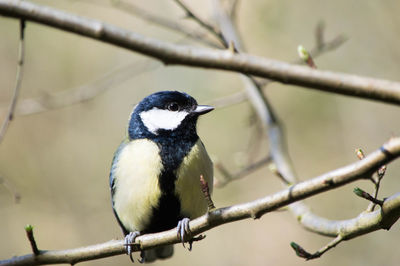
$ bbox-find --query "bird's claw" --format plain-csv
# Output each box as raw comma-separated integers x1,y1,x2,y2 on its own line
124,231,142,263
177,218,191,250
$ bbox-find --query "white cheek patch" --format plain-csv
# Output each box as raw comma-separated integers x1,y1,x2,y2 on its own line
140,107,189,134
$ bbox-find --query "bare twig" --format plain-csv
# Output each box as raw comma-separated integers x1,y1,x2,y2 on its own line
355,148,387,211
87,0,222,48
214,156,271,188
172,0,226,46
0,19,25,143
25,225,40,255
1,1,399,105
368,164,387,211
1,138,400,265
291,235,343,260
353,187,384,206
6,60,159,116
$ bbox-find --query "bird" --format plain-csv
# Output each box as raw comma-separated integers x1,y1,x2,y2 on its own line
109,91,214,263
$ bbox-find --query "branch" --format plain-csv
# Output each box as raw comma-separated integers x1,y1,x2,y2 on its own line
1,1,400,105
210,1,400,260
206,29,347,109
0,19,25,143
1,137,400,265
291,191,400,260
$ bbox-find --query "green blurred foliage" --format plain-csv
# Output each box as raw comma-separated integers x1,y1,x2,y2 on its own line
1,0,400,265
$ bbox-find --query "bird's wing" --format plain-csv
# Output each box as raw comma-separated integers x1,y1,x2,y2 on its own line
110,139,130,235
109,139,129,197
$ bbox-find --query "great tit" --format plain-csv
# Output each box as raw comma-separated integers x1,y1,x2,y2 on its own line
109,91,214,263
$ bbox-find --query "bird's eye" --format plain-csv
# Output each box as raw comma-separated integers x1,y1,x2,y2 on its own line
167,102,180,112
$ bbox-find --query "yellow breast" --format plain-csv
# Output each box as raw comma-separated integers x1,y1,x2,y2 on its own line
175,139,213,219
112,139,163,232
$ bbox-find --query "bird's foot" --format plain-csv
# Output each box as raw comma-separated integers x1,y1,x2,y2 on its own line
124,231,143,263
177,218,192,250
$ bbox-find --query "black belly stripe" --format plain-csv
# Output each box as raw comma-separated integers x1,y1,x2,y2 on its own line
144,130,198,233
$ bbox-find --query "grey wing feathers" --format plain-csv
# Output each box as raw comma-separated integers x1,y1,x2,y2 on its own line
110,139,130,235
109,139,128,197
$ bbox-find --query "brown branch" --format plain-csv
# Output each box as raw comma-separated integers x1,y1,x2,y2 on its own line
0,19,25,143
1,137,400,265
0,0,399,105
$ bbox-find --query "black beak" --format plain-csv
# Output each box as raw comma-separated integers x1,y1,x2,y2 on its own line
192,105,214,115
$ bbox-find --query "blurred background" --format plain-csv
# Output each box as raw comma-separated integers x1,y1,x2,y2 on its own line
1,0,400,265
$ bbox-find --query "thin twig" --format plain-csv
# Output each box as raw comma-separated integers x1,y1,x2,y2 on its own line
0,19,25,144
172,0,227,46
25,225,40,255
214,156,271,188
354,187,384,206
367,164,387,211
102,0,222,48
8,60,160,116
291,235,343,260
355,148,387,211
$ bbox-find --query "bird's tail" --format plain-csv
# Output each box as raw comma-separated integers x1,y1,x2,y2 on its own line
141,245,174,263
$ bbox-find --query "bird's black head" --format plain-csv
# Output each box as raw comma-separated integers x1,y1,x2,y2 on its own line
128,91,213,140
